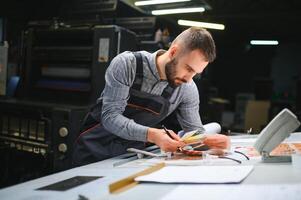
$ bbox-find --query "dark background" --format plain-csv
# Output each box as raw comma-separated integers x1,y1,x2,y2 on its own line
1,0,301,124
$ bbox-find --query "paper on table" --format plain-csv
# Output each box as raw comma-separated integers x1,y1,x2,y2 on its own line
178,122,221,138
135,165,253,183
203,122,222,134
141,153,248,166
161,184,301,200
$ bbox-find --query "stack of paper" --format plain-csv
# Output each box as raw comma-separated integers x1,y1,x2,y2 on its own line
135,165,254,183
181,129,205,143
179,123,222,143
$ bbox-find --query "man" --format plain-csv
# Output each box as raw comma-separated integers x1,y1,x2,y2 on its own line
73,27,222,166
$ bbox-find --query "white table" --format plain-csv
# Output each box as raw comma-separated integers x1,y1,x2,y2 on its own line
0,135,300,200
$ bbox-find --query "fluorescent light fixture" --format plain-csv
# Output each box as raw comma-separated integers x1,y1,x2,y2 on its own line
135,0,190,6
250,40,279,45
152,7,205,15
178,19,225,30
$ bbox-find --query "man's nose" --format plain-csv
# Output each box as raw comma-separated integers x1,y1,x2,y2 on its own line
184,72,196,82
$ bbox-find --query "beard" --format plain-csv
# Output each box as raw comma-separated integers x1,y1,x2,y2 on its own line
165,58,187,87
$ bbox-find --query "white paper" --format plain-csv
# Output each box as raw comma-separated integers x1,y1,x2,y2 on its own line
141,153,249,166
178,122,221,138
231,138,257,144
203,122,222,134
161,184,301,200
135,165,253,183
98,38,109,62
284,132,301,143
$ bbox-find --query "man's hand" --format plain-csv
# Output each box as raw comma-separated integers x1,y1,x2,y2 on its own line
147,127,185,152
203,134,230,149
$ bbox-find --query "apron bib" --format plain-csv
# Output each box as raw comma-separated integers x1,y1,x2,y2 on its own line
72,52,175,166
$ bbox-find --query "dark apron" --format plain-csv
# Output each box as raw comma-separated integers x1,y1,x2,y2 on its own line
72,52,175,166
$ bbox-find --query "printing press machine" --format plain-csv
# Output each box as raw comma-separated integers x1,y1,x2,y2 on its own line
0,24,137,187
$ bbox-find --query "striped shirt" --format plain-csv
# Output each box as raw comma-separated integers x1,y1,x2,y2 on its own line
98,50,205,142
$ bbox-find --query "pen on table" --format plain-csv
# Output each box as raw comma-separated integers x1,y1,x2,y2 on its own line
162,125,174,139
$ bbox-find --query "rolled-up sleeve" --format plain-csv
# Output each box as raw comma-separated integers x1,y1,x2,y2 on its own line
100,53,149,142
176,82,205,133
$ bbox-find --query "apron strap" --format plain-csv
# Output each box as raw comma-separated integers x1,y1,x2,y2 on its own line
89,52,144,118
132,52,144,91
132,52,175,100
161,84,175,99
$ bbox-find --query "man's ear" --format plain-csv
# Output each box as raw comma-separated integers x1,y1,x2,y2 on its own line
168,44,178,59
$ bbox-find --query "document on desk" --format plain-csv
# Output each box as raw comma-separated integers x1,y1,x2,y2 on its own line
161,184,301,200
135,165,253,183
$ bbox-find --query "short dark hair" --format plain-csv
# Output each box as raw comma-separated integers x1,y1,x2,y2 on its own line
172,27,216,62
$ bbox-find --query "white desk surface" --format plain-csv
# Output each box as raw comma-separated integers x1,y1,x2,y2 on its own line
0,135,300,200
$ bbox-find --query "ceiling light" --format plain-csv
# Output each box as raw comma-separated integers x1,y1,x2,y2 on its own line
135,0,190,6
178,19,225,30
250,40,279,45
152,7,205,15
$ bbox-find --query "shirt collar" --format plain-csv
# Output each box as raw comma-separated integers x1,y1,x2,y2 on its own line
150,49,166,81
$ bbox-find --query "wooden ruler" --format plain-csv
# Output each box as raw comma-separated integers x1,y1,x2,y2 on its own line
109,162,165,194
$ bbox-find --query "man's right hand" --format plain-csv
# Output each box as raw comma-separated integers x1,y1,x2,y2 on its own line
146,127,185,152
